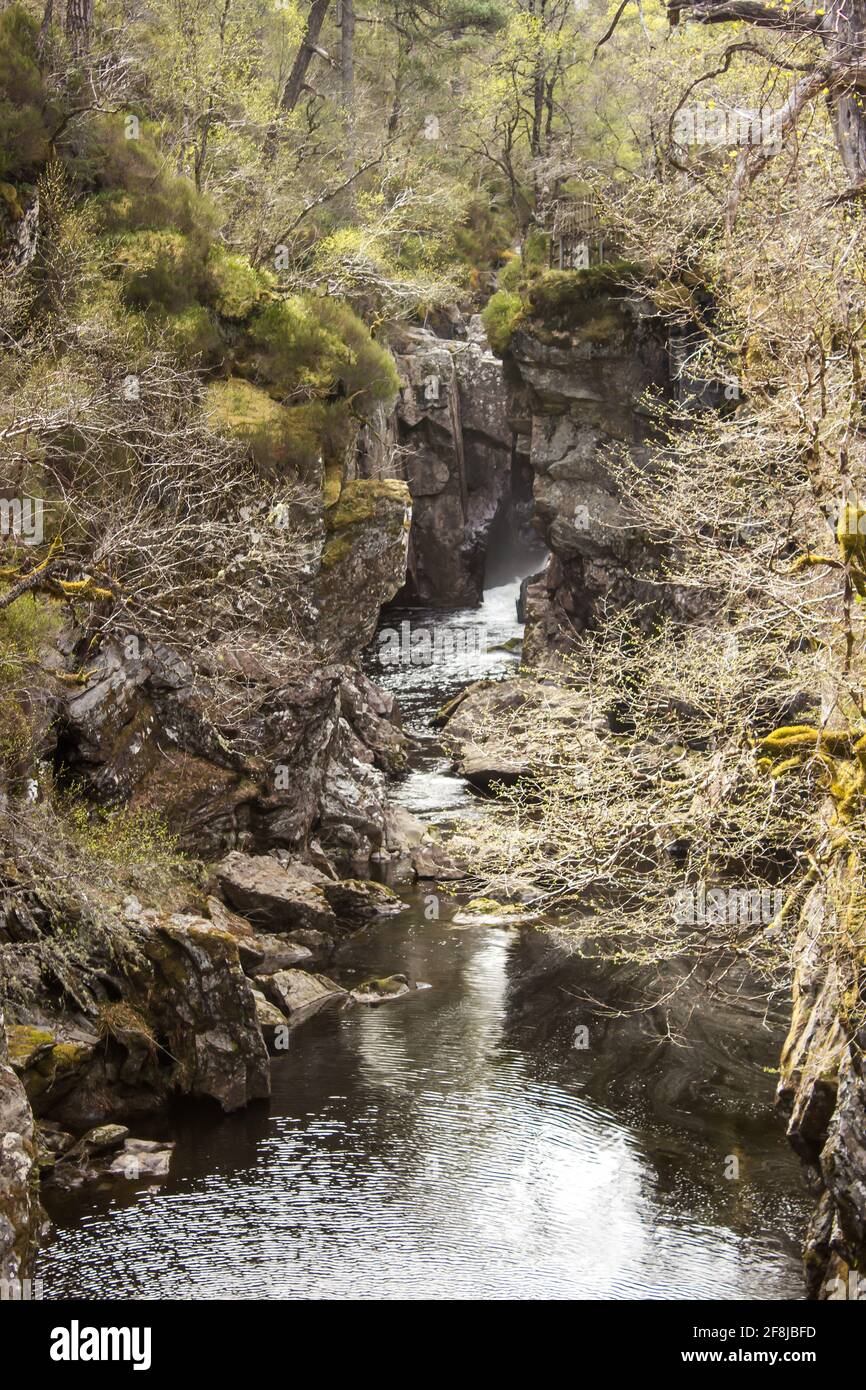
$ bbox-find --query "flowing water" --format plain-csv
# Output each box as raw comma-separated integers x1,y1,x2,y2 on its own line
37,579,811,1300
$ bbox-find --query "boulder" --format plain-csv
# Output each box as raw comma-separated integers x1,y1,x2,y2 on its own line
138,916,271,1113
320,878,403,920
250,990,289,1050
285,928,335,959
108,1139,174,1180
249,935,314,975
214,851,336,932
255,969,347,1025
350,973,413,1005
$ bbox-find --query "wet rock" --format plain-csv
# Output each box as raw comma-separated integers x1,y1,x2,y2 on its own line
6,1023,98,1117
250,989,289,1050
285,928,335,959
350,973,413,1005
339,669,409,776
411,839,466,881
108,1138,174,1180
214,851,336,933
255,969,347,1025
321,878,403,920
249,935,314,975
442,676,599,794
452,898,537,927
34,1121,75,1170
0,1010,40,1280
68,1124,130,1158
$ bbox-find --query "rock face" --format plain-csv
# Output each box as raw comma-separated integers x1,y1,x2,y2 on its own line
505,274,673,660
215,851,337,933
58,643,409,869
0,1011,39,1282
777,872,866,1298
4,909,271,1128
316,479,412,657
358,324,536,606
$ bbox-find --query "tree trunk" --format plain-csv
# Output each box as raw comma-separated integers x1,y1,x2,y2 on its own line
341,0,356,178
281,0,332,113
828,0,866,182
65,0,92,50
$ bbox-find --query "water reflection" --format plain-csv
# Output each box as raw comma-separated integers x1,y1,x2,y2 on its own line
39,899,808,1300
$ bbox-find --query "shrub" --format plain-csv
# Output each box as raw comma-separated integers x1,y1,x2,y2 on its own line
481,290,522,354
0,7,53,180
205,250,265,321
246,295,398,413
82,120,217,241
114,230,211,312
162,303,223,361
524,263,641,322
204,378,350,479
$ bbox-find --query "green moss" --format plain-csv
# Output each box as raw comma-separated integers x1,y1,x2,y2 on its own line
320,535,353,571
481,290,522,354
0,180,23,220
524,263,641,323
464,897,523,915
205,378,348,478
6,1025,55,1069
326,478,411,530
323,460,344,508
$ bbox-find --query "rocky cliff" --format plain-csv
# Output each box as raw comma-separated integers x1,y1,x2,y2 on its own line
504,271,673,661
359,321,537,606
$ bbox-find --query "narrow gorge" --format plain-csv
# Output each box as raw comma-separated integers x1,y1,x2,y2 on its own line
1,0,865,1319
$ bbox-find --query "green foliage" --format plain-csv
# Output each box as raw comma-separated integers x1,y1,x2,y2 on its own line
481,289,522,353
205,377,352,478
114,230,212,312
63,801,183,871
247,295,398,411
524,263,642,322
83,120,217,240
313,298,400,410
0,595,61,787
451,194,517,290
206,250,266,321
0,7,54,180
162,303,223,359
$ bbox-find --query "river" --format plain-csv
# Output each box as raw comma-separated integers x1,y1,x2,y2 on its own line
36,578,810,1300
